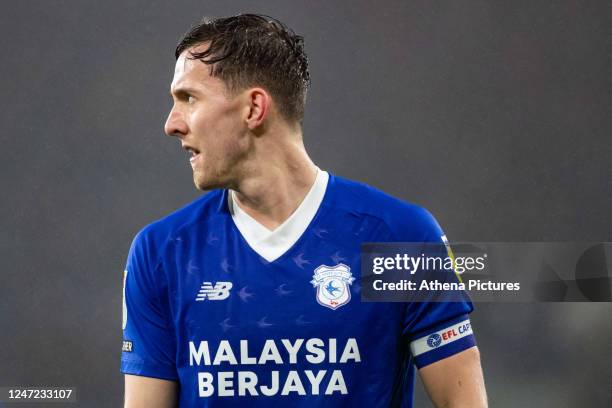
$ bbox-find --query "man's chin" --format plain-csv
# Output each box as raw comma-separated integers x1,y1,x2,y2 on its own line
194,180,213,191
193,175,224,191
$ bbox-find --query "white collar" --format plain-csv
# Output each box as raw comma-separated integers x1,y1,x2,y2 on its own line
228,169,329,262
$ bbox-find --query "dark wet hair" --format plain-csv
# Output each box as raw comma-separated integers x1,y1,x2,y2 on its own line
175,14,310,123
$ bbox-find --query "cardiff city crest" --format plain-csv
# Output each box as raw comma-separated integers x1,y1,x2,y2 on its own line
310,264,355,310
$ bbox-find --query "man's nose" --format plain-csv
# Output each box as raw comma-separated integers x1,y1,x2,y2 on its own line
164,106,188,137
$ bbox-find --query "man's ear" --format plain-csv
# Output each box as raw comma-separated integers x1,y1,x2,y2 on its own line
245,87,270,130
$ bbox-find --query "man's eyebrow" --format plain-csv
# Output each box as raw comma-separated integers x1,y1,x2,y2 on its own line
170,86,200,97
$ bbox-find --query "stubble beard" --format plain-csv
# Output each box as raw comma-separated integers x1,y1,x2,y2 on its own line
192,159,236,191
193,168,222,191
192,137,251,191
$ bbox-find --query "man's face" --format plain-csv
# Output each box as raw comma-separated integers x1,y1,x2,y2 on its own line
164,45,251,190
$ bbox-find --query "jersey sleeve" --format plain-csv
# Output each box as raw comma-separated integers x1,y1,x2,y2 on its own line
120,229,178,381
401,207,477,369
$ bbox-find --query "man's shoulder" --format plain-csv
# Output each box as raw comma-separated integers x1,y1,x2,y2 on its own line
330,174,444,241
132,189,225,249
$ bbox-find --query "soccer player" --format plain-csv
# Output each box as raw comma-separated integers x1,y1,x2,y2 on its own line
121,14,487,408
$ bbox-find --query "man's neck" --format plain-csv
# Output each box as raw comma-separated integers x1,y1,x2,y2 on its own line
232,139,318,231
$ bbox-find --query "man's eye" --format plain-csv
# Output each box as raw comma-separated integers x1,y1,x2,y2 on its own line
188,95,196,104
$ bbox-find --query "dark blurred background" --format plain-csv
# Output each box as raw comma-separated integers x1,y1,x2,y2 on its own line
1,1,611,406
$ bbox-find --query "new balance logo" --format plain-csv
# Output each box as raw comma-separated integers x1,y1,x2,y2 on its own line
196,282,233,301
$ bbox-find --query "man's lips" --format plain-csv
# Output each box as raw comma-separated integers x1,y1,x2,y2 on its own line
189,153,200,164
181,144,201,163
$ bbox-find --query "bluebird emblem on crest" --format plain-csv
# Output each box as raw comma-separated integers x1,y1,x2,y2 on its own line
325,281,341,296
311,263,354,310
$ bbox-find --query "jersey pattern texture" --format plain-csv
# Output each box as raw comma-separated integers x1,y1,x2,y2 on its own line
121,173,475,407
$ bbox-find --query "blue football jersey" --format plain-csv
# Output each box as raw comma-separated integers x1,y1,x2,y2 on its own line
121,171,475,407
